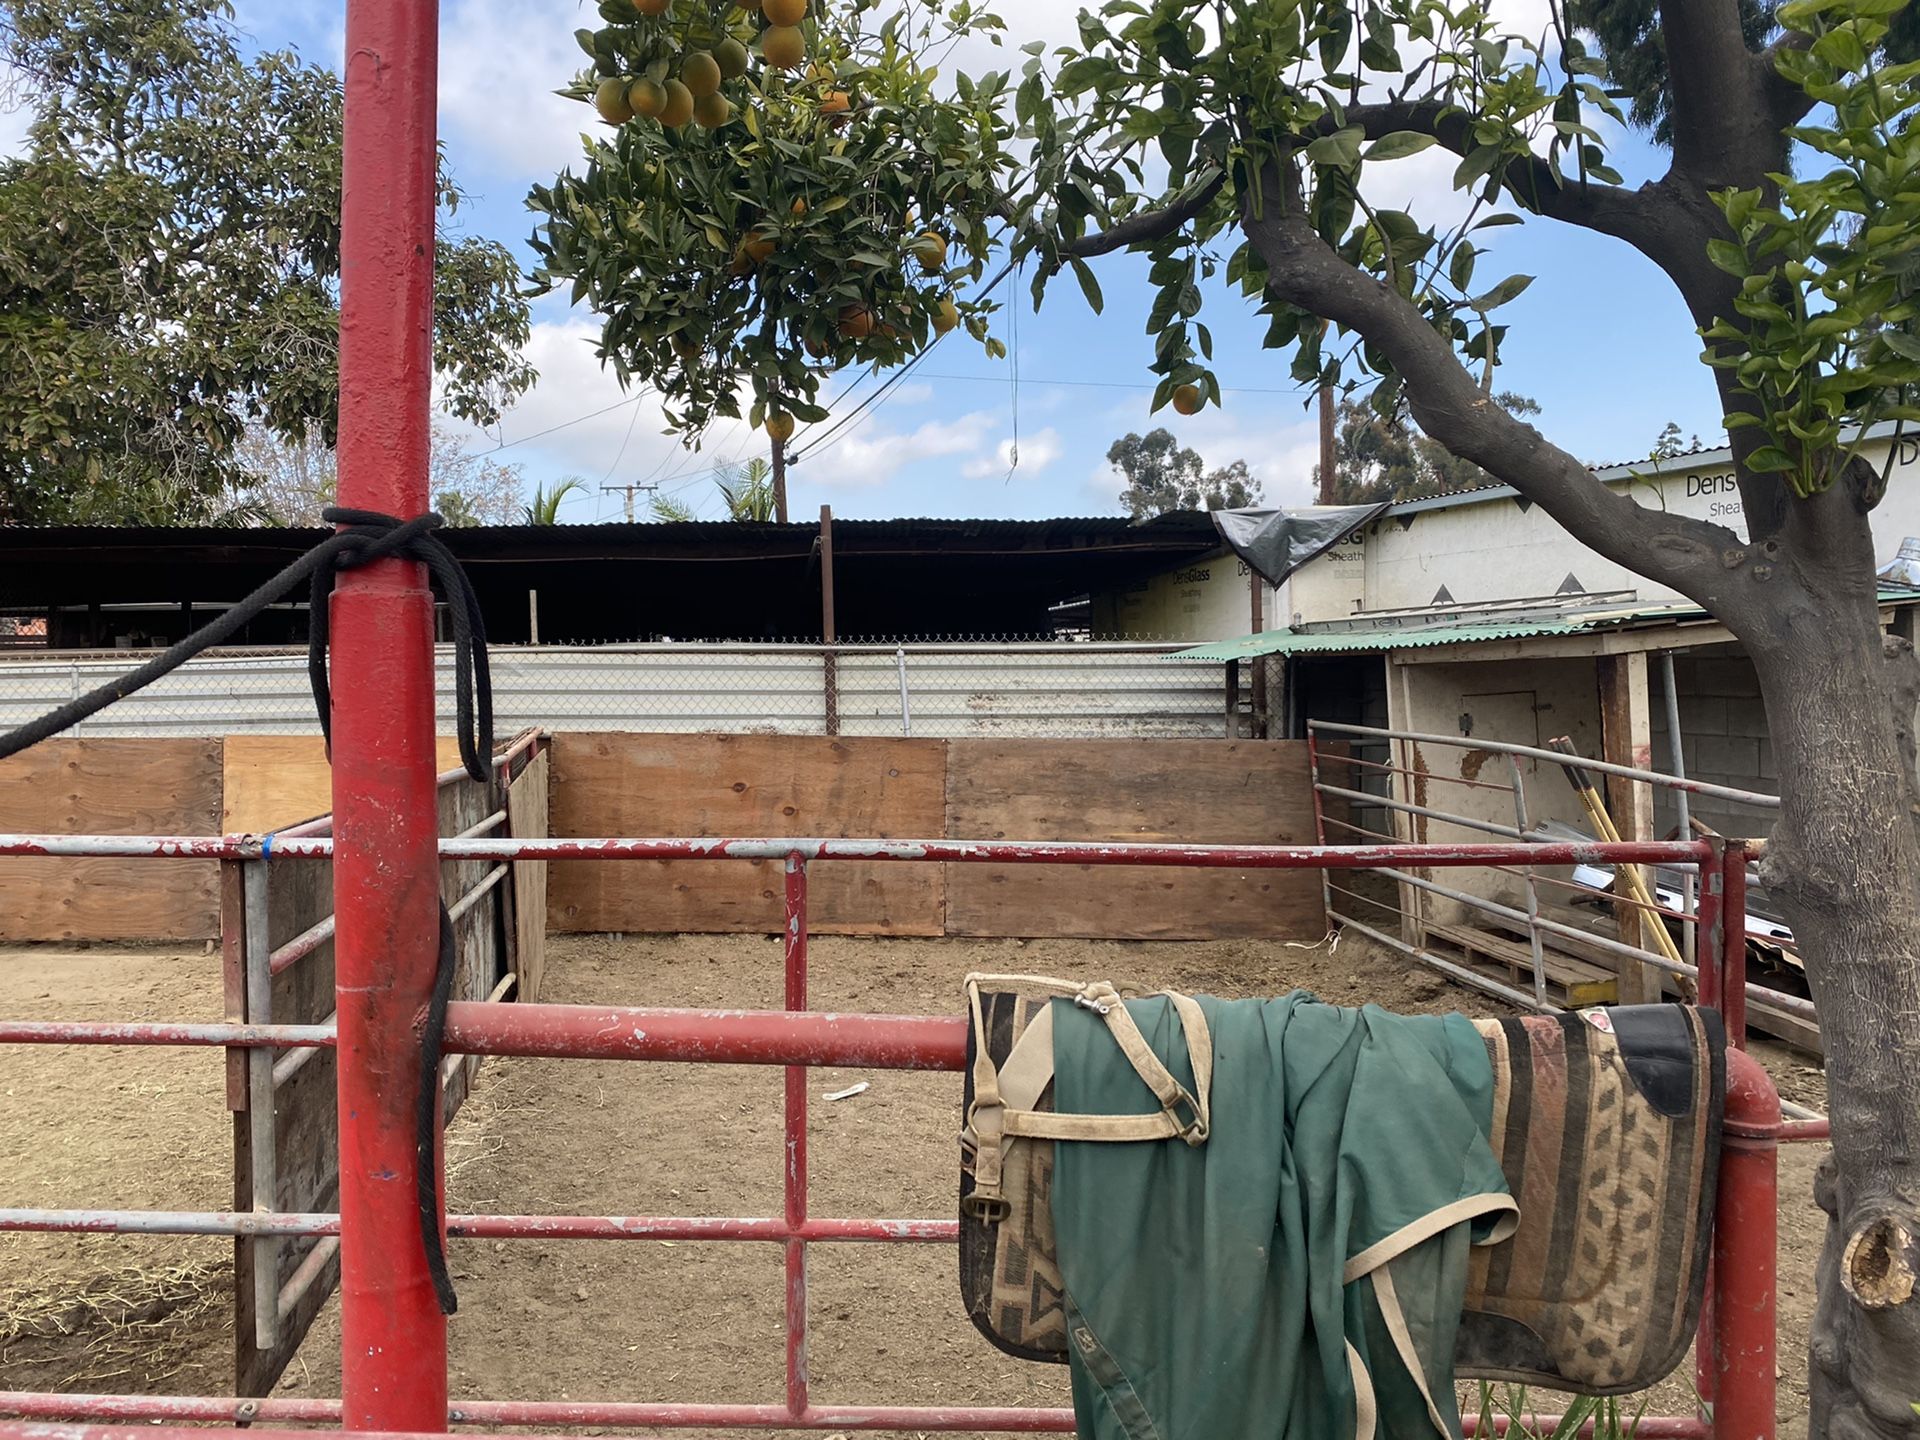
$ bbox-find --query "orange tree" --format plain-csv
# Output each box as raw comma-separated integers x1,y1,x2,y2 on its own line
998,0,1920,1428
527,0,1019,514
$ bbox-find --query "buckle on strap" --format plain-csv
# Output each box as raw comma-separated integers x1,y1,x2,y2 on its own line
1166,1088,1209,1145
961,1191,1012,1223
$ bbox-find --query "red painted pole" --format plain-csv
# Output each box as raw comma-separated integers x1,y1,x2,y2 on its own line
1692,837,1724,1411
1721,840,1750,1050
784,855,811,1419
332,0,447,1429
1715,1049,1780,1440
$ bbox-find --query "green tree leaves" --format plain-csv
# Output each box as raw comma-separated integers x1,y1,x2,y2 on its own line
528,0,1016,449
0,0,533,525
1705,0,1920,498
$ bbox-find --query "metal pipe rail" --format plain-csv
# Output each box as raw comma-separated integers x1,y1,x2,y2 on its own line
0,1006,1786,1440
1308,719,1782,809
0,833,1717,867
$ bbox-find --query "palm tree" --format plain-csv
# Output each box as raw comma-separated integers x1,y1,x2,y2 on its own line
715,458,776,522
523,476,586,525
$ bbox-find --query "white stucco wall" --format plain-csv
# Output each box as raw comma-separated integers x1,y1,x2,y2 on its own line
1346,429,1920,617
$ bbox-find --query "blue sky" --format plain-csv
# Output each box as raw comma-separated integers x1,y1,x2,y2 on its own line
14,1,1728,524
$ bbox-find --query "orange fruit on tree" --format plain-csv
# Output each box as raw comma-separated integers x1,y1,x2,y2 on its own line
693,90,732,128
932,297,959,335
714,37,751,79
803,334,831,359
909,232,948,273
762,25,805,68
765,412,797,442
791,196,808,217
837,303,875,339
1171,383,1204,415
635,0,672,14
681,50,722,98
744,232,778,262
628,77,667,117
658,78,695,127
594,78,635,125
764,0,807,24
819,89,851,115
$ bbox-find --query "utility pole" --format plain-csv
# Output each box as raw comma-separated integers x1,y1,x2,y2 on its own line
771,435,789,524
1317,381,1336,506
602,481,656,523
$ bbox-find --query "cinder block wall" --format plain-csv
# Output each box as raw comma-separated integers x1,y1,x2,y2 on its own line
1649,646,1775,841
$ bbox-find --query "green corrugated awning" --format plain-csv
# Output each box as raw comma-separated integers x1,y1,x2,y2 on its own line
1172,619,1598,661
1173,586,1920,662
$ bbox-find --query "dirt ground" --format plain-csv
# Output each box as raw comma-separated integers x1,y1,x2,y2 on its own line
1,933,1827,1436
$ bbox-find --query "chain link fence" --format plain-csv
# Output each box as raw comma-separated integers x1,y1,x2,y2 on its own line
0,642,1254,741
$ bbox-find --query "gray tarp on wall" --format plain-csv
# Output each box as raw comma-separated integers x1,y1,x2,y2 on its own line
1211,504,1390,588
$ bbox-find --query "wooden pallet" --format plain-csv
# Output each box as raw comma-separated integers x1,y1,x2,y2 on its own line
1422,921,1619,1008
1479,912,1822,1053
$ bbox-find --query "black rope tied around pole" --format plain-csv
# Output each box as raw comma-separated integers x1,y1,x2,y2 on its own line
0,505,486,1315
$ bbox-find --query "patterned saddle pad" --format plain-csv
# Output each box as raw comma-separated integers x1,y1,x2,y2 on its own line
959,981,1725,1394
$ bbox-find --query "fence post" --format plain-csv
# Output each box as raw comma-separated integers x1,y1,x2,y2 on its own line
1722,840,1750,1050
1715,1050,1781,1440
1505,754,1549,1011
332,0,449,1427
1305,730,1332,931
783,855,811,1420
819,507,838,737
241,860,280,1352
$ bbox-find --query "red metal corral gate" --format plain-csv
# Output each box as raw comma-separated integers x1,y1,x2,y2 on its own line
0,831,1801,1440
0,4,1815,1439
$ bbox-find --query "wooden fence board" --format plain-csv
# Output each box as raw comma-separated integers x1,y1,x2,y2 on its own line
234,854,336,1397
943,740,1325,940
507,750,550,1000
223,735,467,833
548,733,946,934
0,739,222,940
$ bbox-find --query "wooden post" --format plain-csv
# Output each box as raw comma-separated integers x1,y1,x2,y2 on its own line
1598,651,1663,1004
772,435,790,525
1249,571,1268,739
820,505,838,736
527,589,540,645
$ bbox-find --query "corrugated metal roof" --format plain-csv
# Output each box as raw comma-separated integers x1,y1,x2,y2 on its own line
0,512,1218,544
1175,586,1920,661
1174,615,1610,661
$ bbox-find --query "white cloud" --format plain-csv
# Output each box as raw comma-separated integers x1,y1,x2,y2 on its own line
802,411,999,489
963,426,1062,480
442,316,768,521
437,0,602,181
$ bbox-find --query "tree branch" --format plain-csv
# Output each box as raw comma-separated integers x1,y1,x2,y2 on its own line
997,170,1227,263
1238,165,1747,617
1661,0,1778,180
1760,29,1819,128
1066,170,1225,257
1335,101,1663,247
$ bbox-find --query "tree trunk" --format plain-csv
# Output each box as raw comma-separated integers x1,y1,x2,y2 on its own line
1743,497,1920,1438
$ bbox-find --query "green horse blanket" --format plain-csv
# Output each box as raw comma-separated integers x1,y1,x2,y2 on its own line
1048,990,1517,1440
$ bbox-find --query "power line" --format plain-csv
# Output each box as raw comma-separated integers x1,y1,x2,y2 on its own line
909,371,1314,396
789,257,1021,465
474,393,647,457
